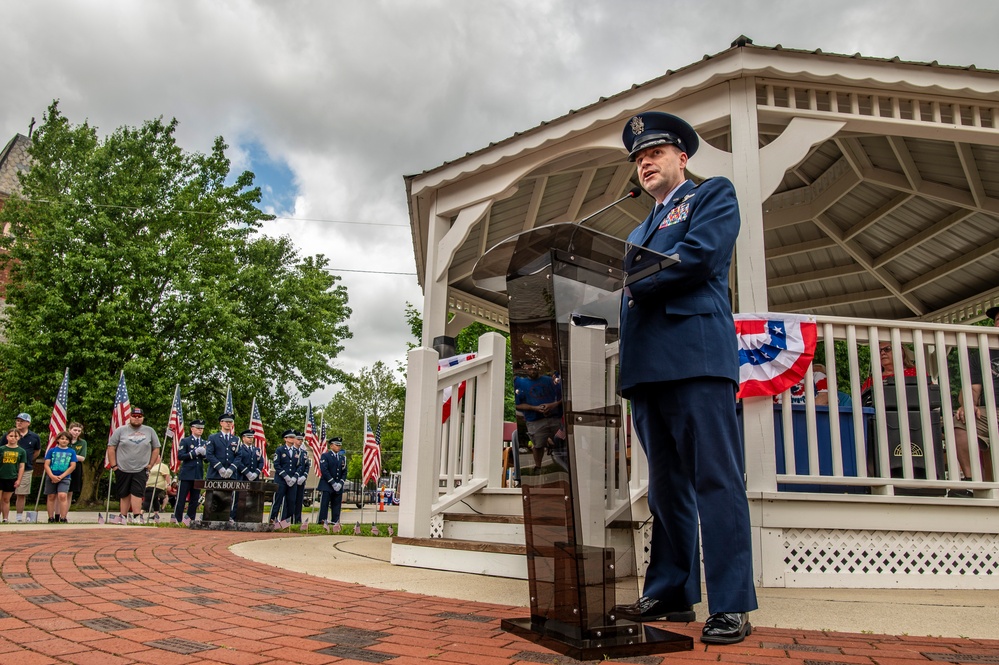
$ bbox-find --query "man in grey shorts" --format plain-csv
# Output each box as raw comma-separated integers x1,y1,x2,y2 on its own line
107,407,161,524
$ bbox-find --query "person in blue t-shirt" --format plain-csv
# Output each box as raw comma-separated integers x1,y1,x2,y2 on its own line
44,431,78,523
514,359,563,469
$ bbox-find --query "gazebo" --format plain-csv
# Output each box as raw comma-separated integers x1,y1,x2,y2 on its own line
395,38,999,590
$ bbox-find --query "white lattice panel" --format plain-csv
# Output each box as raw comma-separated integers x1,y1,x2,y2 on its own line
780,528,999,589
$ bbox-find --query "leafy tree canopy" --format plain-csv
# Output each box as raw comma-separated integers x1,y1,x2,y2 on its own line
0,101,352,499
321,361,405,477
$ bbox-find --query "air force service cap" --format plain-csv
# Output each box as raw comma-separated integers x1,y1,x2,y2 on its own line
240,429,255,438
622,112,699,161
328,436,343,446
282,429,297,439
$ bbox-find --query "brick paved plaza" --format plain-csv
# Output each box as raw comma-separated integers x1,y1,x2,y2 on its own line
0,528,996,664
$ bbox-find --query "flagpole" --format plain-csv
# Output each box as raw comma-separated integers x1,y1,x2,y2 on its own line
31,461,46,522
104,470,114,523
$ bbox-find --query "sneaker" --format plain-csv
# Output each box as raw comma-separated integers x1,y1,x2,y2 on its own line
15,514,23,523
2,518,7,523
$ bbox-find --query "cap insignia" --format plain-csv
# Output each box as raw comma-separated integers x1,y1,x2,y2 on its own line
630,116,644,135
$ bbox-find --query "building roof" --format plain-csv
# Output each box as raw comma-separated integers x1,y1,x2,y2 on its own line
0,134,32,198
407,38,999,326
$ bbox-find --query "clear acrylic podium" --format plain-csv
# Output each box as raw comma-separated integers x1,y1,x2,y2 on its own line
472,222,692,659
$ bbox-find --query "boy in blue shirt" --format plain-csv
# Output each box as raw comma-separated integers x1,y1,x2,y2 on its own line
44,431,78,523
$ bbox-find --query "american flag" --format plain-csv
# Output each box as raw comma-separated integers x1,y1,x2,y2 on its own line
104,372,131,468
166,384,185,473
362,415,381,486
319,416,327,445
46,368,69,453
249,397,271,478
439,353,476,423
304,402,323,476
224,385,234,416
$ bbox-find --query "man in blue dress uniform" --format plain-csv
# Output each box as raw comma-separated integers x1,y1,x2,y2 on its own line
206,413,239,480
317,436,347,525
292,431,310,523
173,419,206,523
613,111,757,644
269,430,297,523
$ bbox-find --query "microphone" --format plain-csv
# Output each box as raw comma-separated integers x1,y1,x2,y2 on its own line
575,186,643,227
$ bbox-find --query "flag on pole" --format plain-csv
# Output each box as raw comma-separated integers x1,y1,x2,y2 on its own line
105,372,131,468
439,353,476,423
224,385,235,416
46,368,69,453
166,385,185,473
319,415,327,446
304,402,323,476
734,314,818,399
249,398,271,478
362,415,381,487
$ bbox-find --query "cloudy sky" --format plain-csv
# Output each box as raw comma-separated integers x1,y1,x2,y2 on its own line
2,0,997,402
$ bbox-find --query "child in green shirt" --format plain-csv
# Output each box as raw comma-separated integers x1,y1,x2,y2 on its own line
1,428,27,523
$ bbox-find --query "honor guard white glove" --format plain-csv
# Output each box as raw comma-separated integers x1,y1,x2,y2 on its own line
246,472,258,481
332,482,342,492
220,468,233,479
195,446,207,456
284,475,296,487
297,475,306,485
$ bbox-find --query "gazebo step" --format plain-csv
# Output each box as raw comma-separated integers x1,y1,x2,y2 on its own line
391,536,528,579
442,513,525,545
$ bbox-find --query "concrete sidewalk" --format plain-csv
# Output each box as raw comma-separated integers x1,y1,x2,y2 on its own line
233,533,999,641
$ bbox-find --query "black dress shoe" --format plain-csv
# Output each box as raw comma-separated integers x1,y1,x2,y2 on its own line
701,612,751,644
611,596,695,623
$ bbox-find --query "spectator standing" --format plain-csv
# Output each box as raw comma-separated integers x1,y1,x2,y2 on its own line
107,407,161,524
955,306,999,482
67,422,88,508
1,429,27,523
513,359,563,469
12,413,40,522
44,431,77,523
143,460,173,514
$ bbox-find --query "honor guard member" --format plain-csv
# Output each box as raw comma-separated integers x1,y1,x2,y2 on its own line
317,436,347,525
269,430,298,523
613,112,757,644
230,429,264,521
292,431,310,523
173,419,207,524
206,413,239,480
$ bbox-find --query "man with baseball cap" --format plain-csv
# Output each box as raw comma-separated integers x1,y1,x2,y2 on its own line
107,407,161,523
614,111,756,644
12,413,40,522
954,305,999,483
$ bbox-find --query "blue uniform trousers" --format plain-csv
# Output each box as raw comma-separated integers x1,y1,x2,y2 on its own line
270,482,289,521
173,480,200,522
283,484,300,522
631,378,758,614
318,490,342,524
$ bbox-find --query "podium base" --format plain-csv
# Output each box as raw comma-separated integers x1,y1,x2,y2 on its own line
500,617,693,660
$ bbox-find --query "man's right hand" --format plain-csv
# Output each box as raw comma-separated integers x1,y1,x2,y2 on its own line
284,475,296,487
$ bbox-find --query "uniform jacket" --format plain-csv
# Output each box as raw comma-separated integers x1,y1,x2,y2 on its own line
234,443,264,479
619,177,740,396
317,450,347,492
205,431,239,479
272,443,294,480
176,435,206,481
292,445,311,478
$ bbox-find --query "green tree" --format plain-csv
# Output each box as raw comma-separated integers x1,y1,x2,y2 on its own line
321,361,405,476
0,102,352,501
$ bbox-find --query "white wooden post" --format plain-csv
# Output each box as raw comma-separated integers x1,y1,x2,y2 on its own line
473,331,507,489
398,346,440,538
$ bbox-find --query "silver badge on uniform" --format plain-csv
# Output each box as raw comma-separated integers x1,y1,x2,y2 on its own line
630,116,644,135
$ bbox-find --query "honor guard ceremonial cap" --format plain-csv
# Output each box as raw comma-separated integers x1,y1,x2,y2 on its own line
240,429,255,438
296,431,304,440
622,111,699,161
190,419,206,427
282,429,297,438
987,306,999,321
328,436,343,445
219,413,235,422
